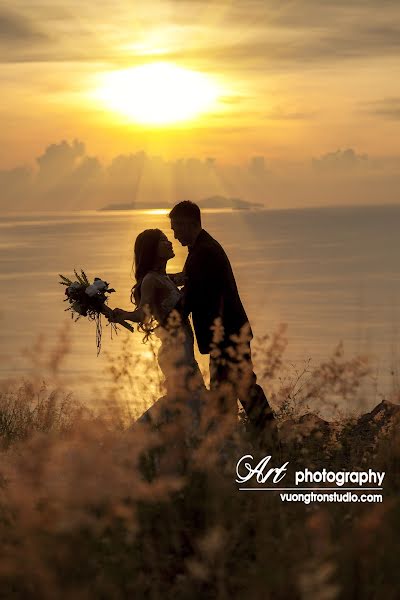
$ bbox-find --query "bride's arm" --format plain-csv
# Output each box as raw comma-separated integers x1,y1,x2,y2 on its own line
113,306,146,323
112,276,157,323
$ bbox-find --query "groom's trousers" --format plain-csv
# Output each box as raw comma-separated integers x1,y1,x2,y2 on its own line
209,339,275,433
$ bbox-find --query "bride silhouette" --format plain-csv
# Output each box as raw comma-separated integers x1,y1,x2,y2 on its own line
108,228,205,435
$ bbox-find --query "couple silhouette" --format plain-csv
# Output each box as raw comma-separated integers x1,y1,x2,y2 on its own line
108,200,275,444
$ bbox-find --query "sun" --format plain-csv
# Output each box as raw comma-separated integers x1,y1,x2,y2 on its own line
93,62,220,125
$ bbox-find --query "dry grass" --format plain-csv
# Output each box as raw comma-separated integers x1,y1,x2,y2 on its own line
0,324,398,599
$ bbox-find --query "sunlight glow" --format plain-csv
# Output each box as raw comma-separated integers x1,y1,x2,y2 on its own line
94,62,220,125
141,209,170,215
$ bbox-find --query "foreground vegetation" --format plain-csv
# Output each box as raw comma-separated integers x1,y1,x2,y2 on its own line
0,325,399,599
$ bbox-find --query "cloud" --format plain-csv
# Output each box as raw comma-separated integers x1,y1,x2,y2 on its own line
1,0,400,71
312,149,369,172
263,107,317,121
1,140,400,212
36,139,85,173
0,8,48,42
0,140,228,210
361,97,400,120
187,0,400,30
31,140,104,209
164,0,400,72
249,156,267,176
0,166,32,207
175,26,400,71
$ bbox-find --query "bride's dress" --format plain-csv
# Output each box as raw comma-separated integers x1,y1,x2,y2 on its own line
136,271,205,435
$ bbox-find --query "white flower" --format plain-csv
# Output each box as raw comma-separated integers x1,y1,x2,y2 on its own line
93,279,107,290
66,282,81,294
85,284,100,297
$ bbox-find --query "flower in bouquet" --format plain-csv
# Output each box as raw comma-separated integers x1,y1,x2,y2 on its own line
59,269,133,354
85,284,103,297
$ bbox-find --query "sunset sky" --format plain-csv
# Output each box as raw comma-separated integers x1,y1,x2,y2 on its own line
1,0,400,209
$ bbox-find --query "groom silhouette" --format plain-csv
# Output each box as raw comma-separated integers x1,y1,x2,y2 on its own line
169,200,275,437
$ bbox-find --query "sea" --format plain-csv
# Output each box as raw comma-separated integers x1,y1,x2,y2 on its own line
1,203,399,418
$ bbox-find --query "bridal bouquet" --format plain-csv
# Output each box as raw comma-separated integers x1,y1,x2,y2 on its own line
59,269,133,355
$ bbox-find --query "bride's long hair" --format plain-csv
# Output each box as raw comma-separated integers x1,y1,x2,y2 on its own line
130,228,162,341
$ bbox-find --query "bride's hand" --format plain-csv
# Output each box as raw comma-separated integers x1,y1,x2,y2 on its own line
110,307,127,323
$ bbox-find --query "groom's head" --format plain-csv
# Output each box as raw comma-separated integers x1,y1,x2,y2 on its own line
169,200,202,247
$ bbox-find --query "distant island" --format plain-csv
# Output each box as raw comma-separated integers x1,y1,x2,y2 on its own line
99,195,264,211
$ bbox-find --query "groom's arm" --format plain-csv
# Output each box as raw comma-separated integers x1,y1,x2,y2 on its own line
184,246,224,315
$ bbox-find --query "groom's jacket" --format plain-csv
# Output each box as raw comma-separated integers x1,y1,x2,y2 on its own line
182,229,251,354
